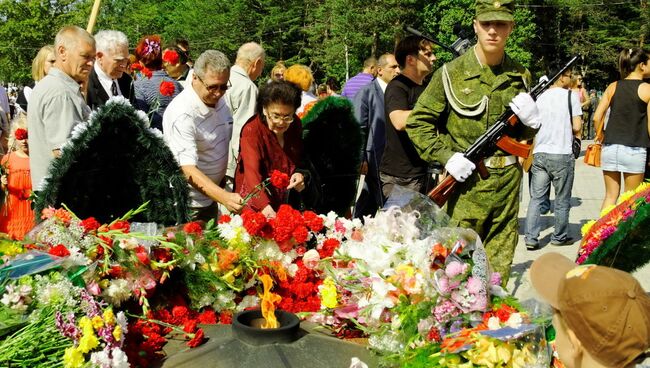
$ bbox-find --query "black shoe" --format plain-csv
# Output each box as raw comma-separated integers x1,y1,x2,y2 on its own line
540,207,549,215
551,237,576,246
526,242,540,250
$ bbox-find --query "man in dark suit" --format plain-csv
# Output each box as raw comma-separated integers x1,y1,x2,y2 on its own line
352,53,400,218
86,30,134,110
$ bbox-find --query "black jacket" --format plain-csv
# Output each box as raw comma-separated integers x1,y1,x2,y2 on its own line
86,68,135,110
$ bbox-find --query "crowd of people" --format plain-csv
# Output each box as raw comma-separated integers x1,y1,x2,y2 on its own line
0,1,649,364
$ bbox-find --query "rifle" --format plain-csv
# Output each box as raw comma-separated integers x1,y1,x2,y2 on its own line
427,55,579,207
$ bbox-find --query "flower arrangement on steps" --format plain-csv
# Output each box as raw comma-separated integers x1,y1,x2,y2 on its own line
0,198,550,367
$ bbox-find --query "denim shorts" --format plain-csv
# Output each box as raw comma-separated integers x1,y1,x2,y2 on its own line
601,144,647,173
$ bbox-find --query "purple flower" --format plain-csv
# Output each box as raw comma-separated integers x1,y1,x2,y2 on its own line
55,311,80,341
489,272,502,287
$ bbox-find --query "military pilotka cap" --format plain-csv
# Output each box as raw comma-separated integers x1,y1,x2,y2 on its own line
530,253,650,367
475,0,515,22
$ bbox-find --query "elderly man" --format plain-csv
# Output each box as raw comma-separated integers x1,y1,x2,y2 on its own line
163,50,243,221
352,53,400,218
86,30,134,109
225,42,265,180
28,25,95,190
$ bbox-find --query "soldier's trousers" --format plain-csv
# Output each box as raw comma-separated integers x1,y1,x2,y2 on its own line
446,164,521,284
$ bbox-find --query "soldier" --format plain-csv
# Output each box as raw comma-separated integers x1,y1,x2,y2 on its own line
406,0,540,282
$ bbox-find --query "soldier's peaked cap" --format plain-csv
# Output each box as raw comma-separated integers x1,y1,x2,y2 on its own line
475,0,515,22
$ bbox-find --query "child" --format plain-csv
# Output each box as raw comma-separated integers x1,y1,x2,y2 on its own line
531,252,650,368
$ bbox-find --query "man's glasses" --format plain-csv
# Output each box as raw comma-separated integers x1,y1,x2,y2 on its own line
266,112,294,124
196,74,231,93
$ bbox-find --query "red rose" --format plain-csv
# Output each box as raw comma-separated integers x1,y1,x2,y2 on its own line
186,328,205,348
14,128,27,141
270,170,290,189
162,49,180,65
183,221,203,236
48,244,70,257
159,81,176,97
81,217,101,233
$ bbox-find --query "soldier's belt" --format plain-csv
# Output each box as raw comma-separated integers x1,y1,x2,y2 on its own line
483,155,517,169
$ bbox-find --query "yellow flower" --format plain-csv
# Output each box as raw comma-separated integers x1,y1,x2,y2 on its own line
581,220,596,236
511,344,535,368
79,316,93,333
78,331,99,354
63,346,84,368
113,325,122,341
91,315,104,330
320,277,338,309
103,309,115,326
618,188,636,204
600,204,616,217
464,335,500,367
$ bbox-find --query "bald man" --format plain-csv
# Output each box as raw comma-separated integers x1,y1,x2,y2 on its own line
28,25,95,190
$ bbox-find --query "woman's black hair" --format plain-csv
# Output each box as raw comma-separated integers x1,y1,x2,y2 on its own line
257,81,302,115
618,47,650,79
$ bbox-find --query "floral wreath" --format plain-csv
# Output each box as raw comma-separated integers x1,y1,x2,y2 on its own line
578,182,650,272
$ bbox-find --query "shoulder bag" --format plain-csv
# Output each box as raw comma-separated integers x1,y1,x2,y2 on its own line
569,90,581,159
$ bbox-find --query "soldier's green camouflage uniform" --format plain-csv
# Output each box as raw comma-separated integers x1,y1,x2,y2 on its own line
406,49,537,282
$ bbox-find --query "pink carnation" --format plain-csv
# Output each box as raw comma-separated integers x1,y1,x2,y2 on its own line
445,261,467,278
466,276,483,294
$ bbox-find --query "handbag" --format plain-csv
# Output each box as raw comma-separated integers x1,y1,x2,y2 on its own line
584,143,602,167
584,82,617,167
568,90,581,159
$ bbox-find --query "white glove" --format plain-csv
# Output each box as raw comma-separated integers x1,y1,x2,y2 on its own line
509,92,541,129
445,153,476,182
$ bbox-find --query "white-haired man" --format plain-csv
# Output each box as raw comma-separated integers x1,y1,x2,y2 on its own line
163,50,243,221
86,30,134,109
225,42,265,180
28,25,95,190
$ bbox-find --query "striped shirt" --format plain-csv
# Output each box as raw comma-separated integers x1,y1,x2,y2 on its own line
163,86,233,208
341,72,374,99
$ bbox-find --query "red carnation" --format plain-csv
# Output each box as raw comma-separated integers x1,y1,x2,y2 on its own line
302,211,323,232
218,312,233,325
162,49,180,65
141,66,153,79
270,170,290,189
218,214,231,224
49,244,70,257
198,309,217,324
241,210,268,236
130,63,143,72
292,225,309,244
109,220,130,233
14,128,27,141
183,221,203,236
81,217,101,233
183,320,198,333
159,81,176,97
319,238,340,258
186,328,205,348
135,245,150,265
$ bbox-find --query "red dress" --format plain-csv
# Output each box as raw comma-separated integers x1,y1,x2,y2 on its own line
234,114,303,212
0,153,35,239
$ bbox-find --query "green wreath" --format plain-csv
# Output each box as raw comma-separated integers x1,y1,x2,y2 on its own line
34,98,190,225
301,96,363,216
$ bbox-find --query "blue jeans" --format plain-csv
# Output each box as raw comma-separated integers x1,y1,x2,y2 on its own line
525,153,575,245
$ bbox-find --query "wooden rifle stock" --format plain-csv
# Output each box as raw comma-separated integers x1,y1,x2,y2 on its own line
426,55,579,207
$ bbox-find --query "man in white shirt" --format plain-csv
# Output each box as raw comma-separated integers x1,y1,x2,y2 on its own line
224,42,265,180
163,50,243,221
524,68,582,250
86,30,134,110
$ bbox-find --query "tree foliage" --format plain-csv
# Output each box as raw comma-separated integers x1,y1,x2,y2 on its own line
0,0,648,90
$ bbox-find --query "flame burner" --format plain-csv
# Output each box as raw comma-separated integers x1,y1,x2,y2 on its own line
232,309,300,346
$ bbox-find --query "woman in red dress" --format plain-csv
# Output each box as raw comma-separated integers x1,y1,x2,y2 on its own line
235,81,306,218
0,126,35,239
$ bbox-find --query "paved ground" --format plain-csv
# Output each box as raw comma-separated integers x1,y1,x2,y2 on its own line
507,139,650,301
